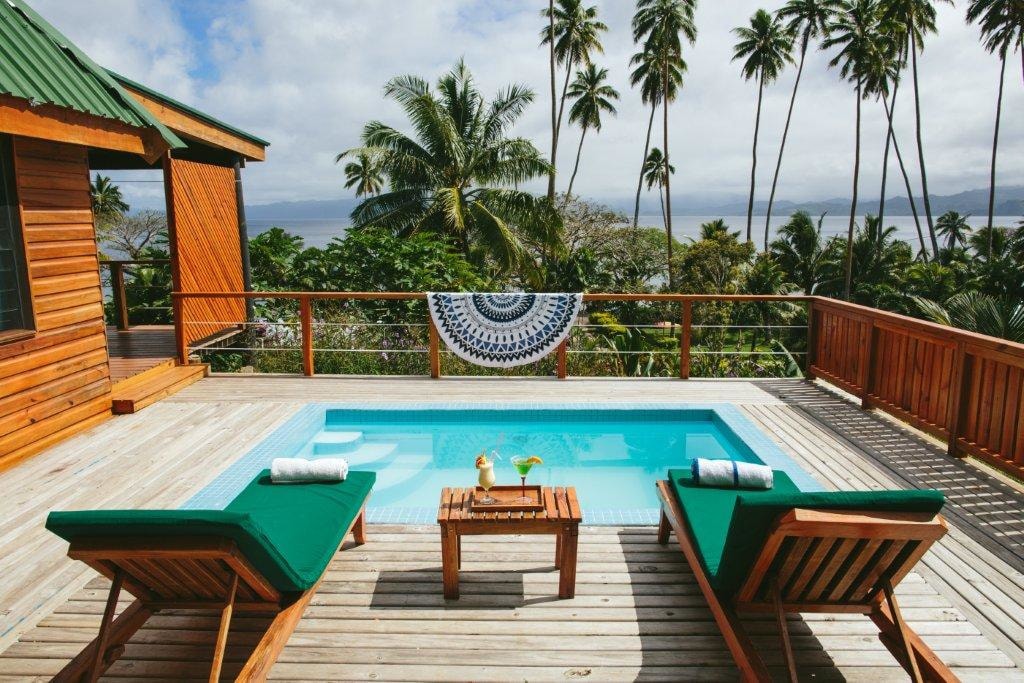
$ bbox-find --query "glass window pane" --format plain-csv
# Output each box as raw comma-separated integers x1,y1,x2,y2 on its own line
0,135,32,332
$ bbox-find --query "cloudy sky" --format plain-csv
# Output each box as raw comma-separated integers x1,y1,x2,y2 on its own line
32,0,1024,210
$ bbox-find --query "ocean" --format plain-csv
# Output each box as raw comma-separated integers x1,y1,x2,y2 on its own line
247,215,1020,250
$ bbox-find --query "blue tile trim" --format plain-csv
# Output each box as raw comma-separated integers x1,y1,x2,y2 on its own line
183,401,823,518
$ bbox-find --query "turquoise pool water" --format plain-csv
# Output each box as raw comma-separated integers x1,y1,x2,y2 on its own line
307,409,756,512
185,403,819,524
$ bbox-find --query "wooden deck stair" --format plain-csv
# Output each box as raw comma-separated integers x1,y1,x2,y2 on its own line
110,363,208,414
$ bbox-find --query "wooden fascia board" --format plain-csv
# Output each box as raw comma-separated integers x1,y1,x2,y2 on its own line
0,95,167,162
121,86,266,162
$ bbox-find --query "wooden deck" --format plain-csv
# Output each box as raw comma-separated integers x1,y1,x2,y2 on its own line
1,377,1022,681
105,325,177,383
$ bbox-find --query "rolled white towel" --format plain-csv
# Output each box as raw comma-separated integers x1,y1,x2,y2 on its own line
271,458,349,483
691,458,773,489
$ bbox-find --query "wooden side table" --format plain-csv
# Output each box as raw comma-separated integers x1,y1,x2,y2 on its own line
437,486,583,600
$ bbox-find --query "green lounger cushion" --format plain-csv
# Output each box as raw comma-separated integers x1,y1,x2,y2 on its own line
46,469,375,593
667,467,801,589
667,467,944,598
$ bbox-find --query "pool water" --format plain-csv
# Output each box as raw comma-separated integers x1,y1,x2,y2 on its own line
185,404,818,524
296,408,758,512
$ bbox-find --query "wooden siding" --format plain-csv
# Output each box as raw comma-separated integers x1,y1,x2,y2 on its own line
164,157,246,347
0,137,111,469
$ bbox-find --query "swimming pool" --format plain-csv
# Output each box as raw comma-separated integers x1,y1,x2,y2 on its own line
185,403,820,524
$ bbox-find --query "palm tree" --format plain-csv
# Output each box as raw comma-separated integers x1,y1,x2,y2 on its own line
935,210,972,255
629,46,686,228
336,151,384,197
632,0,698,290
541,0,608,201
565,65,619,199
698,218,740,241
547,0,557,201
913,291,1024,342
343,61,556,273
89,174,129,226
860,23,931,259
732,9,794,248
767,1,842,238
770,211,839,294
642,147,675,228
966,0,1024,256
880,0,952,255
824,0,884,300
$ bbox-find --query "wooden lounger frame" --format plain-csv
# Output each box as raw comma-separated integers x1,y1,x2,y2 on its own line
53,506,367,682
655,481,956,683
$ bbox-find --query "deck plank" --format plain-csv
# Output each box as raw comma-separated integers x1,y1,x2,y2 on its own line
0,377,1021,681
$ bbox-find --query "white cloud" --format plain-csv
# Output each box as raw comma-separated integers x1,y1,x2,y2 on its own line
30,0,1024,210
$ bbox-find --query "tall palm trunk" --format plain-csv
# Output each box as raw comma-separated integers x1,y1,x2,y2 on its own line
547,0,557,201
555,58,576,177
883,95,927,261
765,33,808,248
878,59,899,229
659,182,667,228
662,56,675,291
909,29,939,254
844,81,862,301
566,126,589,199
987,51,1007,257
746,74,765,246
633,104,657,227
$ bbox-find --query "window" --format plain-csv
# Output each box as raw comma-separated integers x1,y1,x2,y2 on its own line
0,135,33,335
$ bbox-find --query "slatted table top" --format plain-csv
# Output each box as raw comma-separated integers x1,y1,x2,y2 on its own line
438,486,582,525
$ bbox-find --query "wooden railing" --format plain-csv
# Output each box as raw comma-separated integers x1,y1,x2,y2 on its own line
170,291,806,379
168,291,1024,480
99,259,172,330
808,297,1024,479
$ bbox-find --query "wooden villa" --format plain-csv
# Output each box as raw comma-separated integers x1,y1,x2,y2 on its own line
0,0,267,469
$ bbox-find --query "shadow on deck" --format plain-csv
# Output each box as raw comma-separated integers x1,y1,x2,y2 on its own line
760,379,1024,574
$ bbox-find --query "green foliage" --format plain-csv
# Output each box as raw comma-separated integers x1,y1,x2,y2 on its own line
674,231,755,294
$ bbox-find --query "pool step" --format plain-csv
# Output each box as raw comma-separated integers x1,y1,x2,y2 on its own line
311,431,364,454
342,442,398,463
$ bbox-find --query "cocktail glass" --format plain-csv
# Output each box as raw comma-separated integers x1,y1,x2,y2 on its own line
510,456,534,503
477,462,497,505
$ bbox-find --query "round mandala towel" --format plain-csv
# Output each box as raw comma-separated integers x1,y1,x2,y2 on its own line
427,293,583,368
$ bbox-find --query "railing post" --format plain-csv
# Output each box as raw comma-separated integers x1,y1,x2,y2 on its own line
172,294,188,366
859,321,878,408
679,300,692,380
428,317,441,379
946,340,970,458
110,263,129,331
805,299,818,379
556,339,568,379
300,295,314,377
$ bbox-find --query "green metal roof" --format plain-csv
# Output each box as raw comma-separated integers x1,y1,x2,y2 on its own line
108,70,270,148
0,0,184,148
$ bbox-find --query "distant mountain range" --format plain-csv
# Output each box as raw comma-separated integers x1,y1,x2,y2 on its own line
244,186,1024,222
683,185,1024,219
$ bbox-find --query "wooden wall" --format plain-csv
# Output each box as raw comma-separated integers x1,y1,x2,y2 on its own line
164,156,246,347
0,137,111,469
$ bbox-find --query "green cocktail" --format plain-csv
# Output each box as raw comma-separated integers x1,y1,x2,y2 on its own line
510,456,542,502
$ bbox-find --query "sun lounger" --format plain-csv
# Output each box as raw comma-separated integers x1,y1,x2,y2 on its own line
656,467,954,683
46,469,375,682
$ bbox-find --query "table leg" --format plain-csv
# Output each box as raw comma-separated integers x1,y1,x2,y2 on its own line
555,533,563,568
441,524,459,599
558,524,579,599
457,535,462,569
